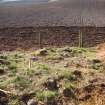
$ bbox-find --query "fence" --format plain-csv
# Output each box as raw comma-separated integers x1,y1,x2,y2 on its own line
0,26,105,50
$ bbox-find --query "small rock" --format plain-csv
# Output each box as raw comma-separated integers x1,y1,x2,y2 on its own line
0,68,5,74
0,90,8,105
64,62,69,67
0,59,5,65
35,48,48,56
63,88,74,98
61,52,70,57
72,70,82,78
31,57,39,62
92,59,101,63
44,78,58,90
27,99,38,105
63,47,72,52
0,59,10,65
38,101,44,105
20,93,31,104
0,56,7,60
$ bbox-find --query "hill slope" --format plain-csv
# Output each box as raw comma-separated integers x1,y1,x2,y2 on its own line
0,0,105,27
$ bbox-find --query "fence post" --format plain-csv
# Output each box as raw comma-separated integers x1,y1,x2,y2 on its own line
38,31,41,48
29,58,32,69
78,30,83,48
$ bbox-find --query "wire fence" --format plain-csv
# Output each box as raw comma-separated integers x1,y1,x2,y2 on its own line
0,27,105,50
33,27,105,48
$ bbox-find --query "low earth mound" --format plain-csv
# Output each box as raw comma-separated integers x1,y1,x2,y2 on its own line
76,78,105,105
0,47,105,105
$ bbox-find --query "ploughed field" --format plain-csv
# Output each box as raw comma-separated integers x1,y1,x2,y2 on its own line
0,0,105,27
0,26,105,51
1,47,105,105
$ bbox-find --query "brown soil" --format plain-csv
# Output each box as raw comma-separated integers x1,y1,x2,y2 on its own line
0,0,105,27
0,26,105,51
76,79,105,105
96,43,105,64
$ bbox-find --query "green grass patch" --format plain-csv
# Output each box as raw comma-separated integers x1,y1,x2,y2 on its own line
8,62,17,74
37,63,50,71
36,90,58,101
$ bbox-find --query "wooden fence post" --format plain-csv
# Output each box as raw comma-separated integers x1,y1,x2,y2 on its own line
39,32,41,48
78,30,83,48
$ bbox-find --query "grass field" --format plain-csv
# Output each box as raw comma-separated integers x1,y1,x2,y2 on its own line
1,47,105,105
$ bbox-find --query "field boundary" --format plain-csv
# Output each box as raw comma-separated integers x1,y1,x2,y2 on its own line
0,26,105,50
